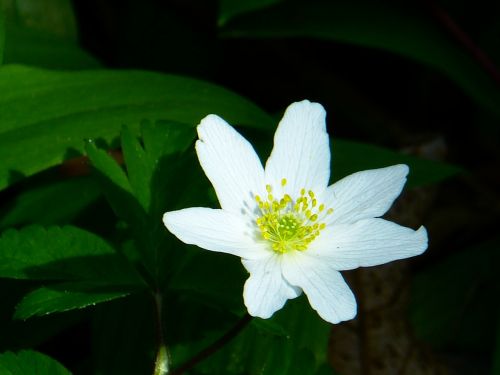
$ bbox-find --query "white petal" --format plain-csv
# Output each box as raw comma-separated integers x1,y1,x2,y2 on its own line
308,218,428,270
264,100,330,197
323,164,409,225
282,252,357,324
163,207,267,259
242,255,301,319
196,115,265,215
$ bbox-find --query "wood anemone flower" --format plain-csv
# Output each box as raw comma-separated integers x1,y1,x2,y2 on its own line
163,100,428,324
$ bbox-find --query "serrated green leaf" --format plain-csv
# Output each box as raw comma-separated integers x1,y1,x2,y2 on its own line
121,126,152,211
0,350,71,375
0,176,101,228
87,122,197,285
332,139,461,187
120,122,195,213
140,121,197,221
85,141,132,194
0,65,273,191
221,0,500,118
0,225,142,284
141,120,194,161
14,281,134,320
85,141,147,229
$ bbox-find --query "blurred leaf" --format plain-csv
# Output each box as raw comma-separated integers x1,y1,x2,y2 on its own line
14,281,133,320
0,65,273,191
196,298,332,374
1,0,78,40
221,0,500,117
0,350,71,375
0,0,98,68
2,23,99,69
411,239,500,350
0,7,4,64
218,0,282,26
0,225,142,285
332,138,461,187
0,176,101,228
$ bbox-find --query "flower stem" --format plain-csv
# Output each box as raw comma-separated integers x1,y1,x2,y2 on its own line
171,313,252,375
154,344,170,375
153,291,171,375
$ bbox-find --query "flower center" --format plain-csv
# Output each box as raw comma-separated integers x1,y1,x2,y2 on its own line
254,178,333,254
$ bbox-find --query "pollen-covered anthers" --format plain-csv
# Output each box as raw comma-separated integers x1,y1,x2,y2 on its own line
254,178,333,254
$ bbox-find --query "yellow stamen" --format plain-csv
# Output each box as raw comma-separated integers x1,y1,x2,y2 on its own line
254,179,333,254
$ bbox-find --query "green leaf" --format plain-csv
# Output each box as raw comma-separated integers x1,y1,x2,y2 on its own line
221,0,500,118
0,225,142,284
14,281,134,320
169,249,247,315
0,0,98,69
0,7,5,64
141,120,194,161
218,0,282,26
85,140,149,244
0,350,71,375
120,122,194,213
0,176,101,228
121,126,152,211
2,22,99,69
271,298,331,364
1,0,78,41
331,138,461,187
0,279,84,351
0,65,273,191
85,141,134,197
410,239,500,350
192,298,332,375
86,123,197,284
140,121,196,215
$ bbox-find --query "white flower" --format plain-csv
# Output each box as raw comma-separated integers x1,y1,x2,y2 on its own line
163,100,428,324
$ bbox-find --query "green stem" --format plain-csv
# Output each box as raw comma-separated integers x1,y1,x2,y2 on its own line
154,344,170,375
153,291,171,375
